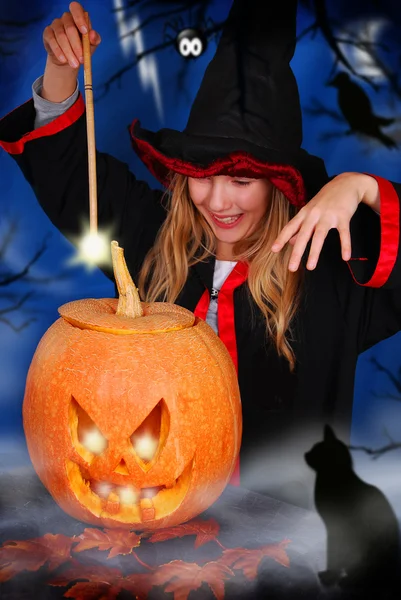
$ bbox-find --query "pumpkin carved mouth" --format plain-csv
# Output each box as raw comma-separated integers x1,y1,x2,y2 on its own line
66,457,194,523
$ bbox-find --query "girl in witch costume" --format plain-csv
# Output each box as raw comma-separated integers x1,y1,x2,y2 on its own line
1,0,401,509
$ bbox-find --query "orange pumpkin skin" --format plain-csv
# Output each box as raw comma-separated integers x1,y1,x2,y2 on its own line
23,298,242,530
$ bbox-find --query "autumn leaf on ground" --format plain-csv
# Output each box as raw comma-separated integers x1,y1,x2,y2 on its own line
152,559,233,600
147,518,221,548
220,540,291,580
74,528,142,558
124,571,159,599
64,582,120,600
51,564,154,600
0,533,75,582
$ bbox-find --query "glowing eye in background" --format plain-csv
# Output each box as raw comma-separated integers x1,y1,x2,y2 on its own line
82,426,108,455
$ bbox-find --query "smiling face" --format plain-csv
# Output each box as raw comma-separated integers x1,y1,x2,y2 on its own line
188,175,273,260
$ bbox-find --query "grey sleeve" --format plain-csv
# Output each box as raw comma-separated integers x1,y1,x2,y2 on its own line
32,75,80,130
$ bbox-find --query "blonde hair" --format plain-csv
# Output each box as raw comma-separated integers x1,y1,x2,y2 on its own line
137,172,304,371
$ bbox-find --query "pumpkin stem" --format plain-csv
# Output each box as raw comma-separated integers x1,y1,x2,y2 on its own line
111,241,143,318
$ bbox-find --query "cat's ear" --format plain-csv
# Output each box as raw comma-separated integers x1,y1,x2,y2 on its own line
324,424,337,441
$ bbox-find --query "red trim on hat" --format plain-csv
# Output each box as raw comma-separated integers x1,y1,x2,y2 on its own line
0,95,85,155
346,175,399,287
194,262,249,488
129,119,306,207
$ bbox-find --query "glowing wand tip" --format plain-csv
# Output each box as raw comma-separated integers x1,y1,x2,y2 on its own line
67,226,114,271
80,232,109,264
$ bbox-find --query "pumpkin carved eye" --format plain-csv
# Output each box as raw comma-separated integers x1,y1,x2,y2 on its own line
82,426,108,454
69,397,108,462
130,399,170,471
133,433,158,461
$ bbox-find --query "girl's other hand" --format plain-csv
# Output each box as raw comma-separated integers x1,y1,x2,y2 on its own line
271,173,379,271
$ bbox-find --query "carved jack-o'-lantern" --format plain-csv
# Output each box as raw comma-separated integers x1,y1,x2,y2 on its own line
23,242,242,530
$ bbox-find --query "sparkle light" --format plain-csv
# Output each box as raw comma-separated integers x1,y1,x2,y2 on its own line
66,224,114,272
80,232,108,262
82,426,108,454
94,482,113,498
134,433,158,461
118,485,139,505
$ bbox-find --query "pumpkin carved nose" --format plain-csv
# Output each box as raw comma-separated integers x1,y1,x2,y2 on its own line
114,458,130,475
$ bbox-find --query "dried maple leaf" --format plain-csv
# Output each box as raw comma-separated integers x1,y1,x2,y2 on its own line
153,559,233,600
51,564,153,600
147,518,221,548
74,528,142,558
0,533,74,582
220,540,291,580
123,572,157,598
63,581,121,600
50,564,123,587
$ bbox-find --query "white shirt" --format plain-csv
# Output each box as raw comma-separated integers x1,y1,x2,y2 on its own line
205,260,238,334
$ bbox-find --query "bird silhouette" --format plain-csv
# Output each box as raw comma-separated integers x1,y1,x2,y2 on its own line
328,72,397,149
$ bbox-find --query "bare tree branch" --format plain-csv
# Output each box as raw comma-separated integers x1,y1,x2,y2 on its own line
0,17,44,28
350,361,401,458
23,269,72,285
356,40,401,99
0,291,34,316
118,6,189,38
0,315,36,332
98,19,224,100
0,220,18,261
297,0,381,91
113,0,206,12
0,15,45,57
0,234,51,287
304,97,344,122
0,34,24,44
349,441,401,459
0,291,37,333
0,217,74,332
370,357,401,398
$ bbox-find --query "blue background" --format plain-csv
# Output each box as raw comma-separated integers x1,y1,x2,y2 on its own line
1,0,401,509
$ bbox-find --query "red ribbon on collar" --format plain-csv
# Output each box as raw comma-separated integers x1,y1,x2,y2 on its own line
194,261,249,487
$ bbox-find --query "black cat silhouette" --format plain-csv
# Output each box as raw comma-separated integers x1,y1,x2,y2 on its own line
305,425,401,595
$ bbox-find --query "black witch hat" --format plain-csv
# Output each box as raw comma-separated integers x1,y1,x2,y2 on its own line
129,0,328,206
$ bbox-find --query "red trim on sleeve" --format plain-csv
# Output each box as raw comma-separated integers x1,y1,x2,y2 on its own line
0,94,85,155
346,175,400,288
193,262,249,487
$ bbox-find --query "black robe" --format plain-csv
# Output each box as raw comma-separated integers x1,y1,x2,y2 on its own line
1,93,401,508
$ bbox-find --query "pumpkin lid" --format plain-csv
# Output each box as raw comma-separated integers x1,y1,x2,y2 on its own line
58,241,196,334
58,298,195,335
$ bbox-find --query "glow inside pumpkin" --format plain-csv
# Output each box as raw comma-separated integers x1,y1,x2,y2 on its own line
23,242,242,530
